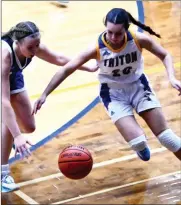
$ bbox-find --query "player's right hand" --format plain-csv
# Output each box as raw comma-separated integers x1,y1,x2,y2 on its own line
169,77,181,96
14,134,32,159
32,94,46,114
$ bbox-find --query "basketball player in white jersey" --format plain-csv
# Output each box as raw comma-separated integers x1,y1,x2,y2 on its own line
33,8,181,163
1,21,98,193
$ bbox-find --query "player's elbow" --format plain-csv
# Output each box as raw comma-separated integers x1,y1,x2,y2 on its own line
57,59,67,66
161,51,171,61
57,55,70,66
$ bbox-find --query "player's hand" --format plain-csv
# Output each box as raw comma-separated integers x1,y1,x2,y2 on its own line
88,63,99,72
14,134,32,159
81,61,99,72
170,77,181,96
32,94,47,114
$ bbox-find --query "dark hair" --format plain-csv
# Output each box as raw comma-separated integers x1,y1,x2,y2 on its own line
104,8,161,38
2,21,40,41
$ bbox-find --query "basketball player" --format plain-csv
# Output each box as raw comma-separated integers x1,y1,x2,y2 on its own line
1,21,98,193
33,9,181,164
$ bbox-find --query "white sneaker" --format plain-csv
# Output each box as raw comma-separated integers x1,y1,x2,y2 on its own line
1,175,19,193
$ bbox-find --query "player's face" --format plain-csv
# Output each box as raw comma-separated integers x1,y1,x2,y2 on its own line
19,36,40,58
106,22,126,45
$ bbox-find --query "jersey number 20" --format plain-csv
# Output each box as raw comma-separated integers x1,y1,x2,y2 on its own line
112,66,132,77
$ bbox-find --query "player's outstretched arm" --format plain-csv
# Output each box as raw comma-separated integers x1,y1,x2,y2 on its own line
32,44,97,114
137,32,181,95
36,44,98,72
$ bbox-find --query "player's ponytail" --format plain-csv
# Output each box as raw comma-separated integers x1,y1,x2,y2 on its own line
104,8,161,38
127,12,161,38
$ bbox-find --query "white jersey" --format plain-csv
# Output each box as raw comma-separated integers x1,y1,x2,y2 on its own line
96,30,144,85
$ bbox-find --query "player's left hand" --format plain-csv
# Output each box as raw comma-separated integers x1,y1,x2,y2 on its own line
170,77,181,96
32,94,47,115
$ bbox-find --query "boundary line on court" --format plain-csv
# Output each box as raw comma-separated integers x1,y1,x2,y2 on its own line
14,169,181,205
52,170,181,204
14,190,39,204
137,0,144,32
9,97,100,163
17,147,167,187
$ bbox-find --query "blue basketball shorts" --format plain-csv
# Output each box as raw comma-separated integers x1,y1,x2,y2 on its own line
10,71,26,95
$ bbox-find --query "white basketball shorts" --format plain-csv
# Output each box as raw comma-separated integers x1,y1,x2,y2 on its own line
99,73,161,123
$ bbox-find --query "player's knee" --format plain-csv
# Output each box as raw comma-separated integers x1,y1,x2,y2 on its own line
157,129,181,152
128,135,150,161
22,123,36,133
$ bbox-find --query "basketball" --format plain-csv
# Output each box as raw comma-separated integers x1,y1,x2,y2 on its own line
58,145,93,180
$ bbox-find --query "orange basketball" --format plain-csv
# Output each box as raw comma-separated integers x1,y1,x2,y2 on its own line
58,145,93,180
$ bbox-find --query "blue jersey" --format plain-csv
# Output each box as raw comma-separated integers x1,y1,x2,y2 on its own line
2,36,32,94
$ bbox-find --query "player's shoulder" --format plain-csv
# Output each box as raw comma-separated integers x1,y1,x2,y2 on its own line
2,49,11,73
134,31,152,49
2,42,11,58
2,41,12,66
127,30,144,51
134,31,151,42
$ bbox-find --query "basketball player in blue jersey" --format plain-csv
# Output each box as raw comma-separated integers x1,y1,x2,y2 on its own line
34,9,181,164
1,21,98,193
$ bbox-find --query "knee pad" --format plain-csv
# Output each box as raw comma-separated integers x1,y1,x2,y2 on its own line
128,135,150,161
128,135,148,151
157,129,181,153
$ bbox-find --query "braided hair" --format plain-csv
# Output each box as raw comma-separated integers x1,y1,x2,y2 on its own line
104,8,161,38
2,21,40,41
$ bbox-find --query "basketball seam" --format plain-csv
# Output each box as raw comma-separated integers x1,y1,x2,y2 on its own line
59,148,92,160
58,159,92,164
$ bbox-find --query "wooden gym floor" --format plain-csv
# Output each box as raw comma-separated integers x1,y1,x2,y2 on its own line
1,1,181,204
